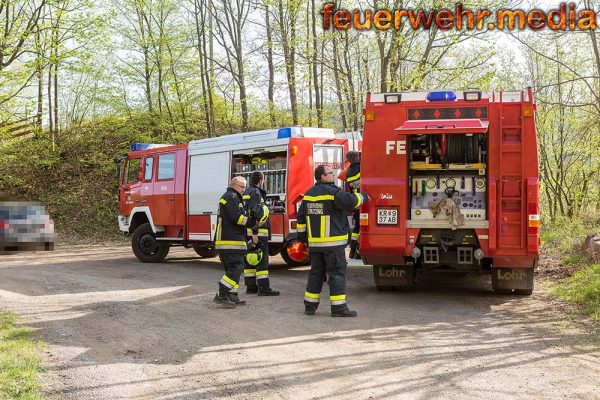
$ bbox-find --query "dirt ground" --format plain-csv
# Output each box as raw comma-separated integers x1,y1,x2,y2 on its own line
0,243,598,400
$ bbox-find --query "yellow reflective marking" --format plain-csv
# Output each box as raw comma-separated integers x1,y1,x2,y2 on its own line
304,291,320,299
222,275,236,286
215,240,246,246
320,216,326,238
303,195,334,202
237,214,246,225
347,172,360,182
243,195,251,199
219,199,227,205
354,193,363,208
308,234,348,243
256,270,268,276
330,294,346,301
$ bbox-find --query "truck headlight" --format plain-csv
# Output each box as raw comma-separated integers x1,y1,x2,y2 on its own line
474,248,484,260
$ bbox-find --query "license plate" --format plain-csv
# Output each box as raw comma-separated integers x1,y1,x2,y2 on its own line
377,209,398,224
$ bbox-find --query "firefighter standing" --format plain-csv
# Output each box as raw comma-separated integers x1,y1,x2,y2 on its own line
345,151,362,260
297,165,369,317
213,176,259,308
242,171,280,296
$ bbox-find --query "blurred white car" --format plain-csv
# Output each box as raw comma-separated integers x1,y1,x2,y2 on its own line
0,201,54,253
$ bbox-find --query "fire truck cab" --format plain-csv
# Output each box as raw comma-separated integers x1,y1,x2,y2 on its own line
117,127,358,266
360,89,540,294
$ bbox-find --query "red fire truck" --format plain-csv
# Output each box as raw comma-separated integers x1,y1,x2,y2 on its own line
360,88,540,294
116,127,358,266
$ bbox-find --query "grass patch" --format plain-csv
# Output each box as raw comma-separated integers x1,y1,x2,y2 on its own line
551,264,600,322
0,312,45,400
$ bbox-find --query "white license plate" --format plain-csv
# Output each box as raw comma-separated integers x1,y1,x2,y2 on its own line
377,209,398,224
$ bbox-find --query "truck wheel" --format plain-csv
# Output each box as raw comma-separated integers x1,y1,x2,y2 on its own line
193,245,216,258
376,285,394,292
514,288,533,296
131,223,170,263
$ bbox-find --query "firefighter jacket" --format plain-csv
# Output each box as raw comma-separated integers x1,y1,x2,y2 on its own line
243,184,271,239
296,182,368,251
215,187,256,253
346,162,360,193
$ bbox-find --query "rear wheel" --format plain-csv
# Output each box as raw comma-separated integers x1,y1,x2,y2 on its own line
131,223,170,263
193,244,216,258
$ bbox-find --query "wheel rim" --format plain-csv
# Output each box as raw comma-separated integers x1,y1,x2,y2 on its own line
139,233,159,255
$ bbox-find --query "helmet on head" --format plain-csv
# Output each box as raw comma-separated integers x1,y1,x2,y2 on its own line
246,241,263,266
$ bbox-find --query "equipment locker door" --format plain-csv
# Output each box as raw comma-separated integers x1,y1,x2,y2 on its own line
188,152,231,214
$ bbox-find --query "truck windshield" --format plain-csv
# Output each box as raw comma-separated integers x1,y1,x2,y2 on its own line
124,158,141,184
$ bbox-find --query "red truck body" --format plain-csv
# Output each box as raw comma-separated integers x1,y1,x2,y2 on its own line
360,89,540,294
117,127,360,265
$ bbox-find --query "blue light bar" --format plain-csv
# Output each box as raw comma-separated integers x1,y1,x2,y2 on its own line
427,91,457,102
130,143,171,151
277,127,292,138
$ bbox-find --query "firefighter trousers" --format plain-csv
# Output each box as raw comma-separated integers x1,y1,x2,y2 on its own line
218,253,245,294
304,247,349,312
244,238,271,289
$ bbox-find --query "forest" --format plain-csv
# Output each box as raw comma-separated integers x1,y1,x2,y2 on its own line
0,0,598,236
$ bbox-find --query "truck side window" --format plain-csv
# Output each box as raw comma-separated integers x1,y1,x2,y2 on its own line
125,158,141,184
158,153,175,180
144,157,154,181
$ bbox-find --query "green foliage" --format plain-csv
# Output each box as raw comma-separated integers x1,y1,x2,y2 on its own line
540,215,600,256
0,113,198,240
551,264,600,321
0,312,44,400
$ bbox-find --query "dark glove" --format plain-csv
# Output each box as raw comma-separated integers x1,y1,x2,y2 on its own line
247,216,257,227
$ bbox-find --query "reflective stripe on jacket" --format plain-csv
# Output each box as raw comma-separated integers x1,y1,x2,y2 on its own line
215,187,253,253
243,184,271,239
346,163,360,193
297,182,368,251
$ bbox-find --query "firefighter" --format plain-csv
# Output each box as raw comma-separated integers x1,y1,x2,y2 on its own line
297,165,369,317
213,176,259,308
345,151,362,260
242,171,280,296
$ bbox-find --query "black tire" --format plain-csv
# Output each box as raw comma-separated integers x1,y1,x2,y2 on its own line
193,245,216,258
376,285,394,292
514,288,533,296
281,241,310,267
131,223,170,263
493,289,514,295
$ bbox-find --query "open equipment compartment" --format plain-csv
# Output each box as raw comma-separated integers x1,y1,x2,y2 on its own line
408,132,488,224
231,147,288,213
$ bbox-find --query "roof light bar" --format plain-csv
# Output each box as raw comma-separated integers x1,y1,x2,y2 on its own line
427,91,457,102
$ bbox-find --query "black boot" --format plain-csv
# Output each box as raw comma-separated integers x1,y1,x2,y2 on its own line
213,291,236,308
228,292,246,305
257,287,280,296
331,308,358,317
305,308,316,316
349,241,358,259
246,285,258,294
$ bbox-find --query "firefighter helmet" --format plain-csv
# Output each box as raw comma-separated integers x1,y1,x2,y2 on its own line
286,240,309,263
246,241,263,266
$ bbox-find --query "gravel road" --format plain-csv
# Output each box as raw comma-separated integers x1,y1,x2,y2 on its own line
0,243,598,399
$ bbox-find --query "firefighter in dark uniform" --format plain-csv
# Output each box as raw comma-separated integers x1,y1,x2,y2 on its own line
297,165,369,317
242,171,280,296
213,176,259,308
345,151,362,260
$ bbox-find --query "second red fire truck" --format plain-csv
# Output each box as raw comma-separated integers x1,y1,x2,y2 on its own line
116,127,359,267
